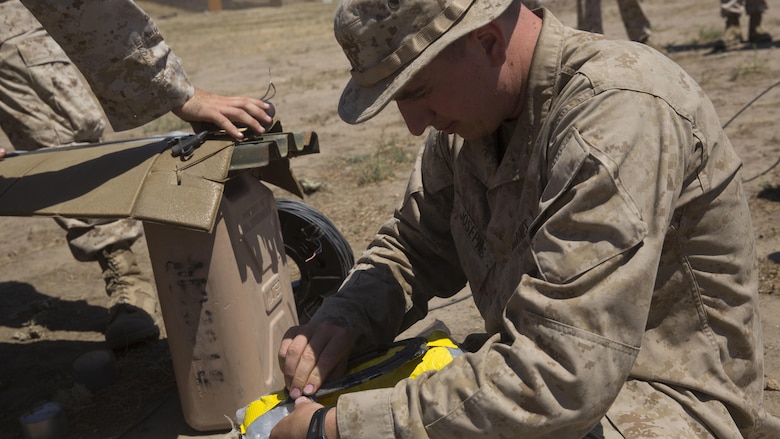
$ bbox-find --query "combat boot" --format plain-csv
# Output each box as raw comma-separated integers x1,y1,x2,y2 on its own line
97,243,160,349
716,14,743,50
749,13,772,43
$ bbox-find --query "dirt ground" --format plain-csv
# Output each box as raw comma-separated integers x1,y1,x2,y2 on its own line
1,0,779,437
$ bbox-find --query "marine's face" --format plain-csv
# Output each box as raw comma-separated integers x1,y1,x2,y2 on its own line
394,40,506,141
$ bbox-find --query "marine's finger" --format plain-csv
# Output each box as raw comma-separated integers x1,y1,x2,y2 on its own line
216,97,272,130
282,324,348,398
282,331,324,398
209,112,244,139
302,328,350,395
279,325,313,390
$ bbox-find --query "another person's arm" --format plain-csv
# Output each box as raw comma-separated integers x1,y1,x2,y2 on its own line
19,0,272,138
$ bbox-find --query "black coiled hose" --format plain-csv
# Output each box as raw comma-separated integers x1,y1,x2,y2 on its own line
276,199,355,323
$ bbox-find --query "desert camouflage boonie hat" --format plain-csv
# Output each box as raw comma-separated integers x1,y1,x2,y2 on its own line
335,0,515,124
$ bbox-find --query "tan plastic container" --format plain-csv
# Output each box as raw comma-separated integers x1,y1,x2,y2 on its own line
143,171,298,431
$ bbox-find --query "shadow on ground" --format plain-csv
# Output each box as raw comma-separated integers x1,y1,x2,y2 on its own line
0,282,179,438
757,185,780,202
665,38,779,56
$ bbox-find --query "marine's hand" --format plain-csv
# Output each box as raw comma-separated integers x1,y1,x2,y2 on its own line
0,147,5,159
269,398,340,439
278,321,351,399
172,87,273,139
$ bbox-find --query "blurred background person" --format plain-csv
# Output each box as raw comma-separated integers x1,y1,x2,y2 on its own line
577,0,659,47
717,0,772,49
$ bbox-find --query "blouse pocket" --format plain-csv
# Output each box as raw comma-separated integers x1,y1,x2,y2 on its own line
530,128,647,284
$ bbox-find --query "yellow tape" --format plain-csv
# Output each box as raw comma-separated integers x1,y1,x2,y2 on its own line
410,346,455,379
240,330,461,433
240,390,287,434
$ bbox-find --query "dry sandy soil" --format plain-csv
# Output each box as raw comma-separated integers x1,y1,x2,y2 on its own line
1,0,779,437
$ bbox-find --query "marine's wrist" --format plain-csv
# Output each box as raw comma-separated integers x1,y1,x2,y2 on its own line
325,406,340,439
307,406,339,439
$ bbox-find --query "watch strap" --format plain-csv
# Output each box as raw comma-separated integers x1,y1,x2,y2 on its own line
306,406,332,439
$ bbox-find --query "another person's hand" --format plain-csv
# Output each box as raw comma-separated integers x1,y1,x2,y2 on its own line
172,87,274,139
278,320,351,399
0,147,5,159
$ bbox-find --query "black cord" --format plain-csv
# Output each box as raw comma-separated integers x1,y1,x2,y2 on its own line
723,78,780,129
722,78,780,183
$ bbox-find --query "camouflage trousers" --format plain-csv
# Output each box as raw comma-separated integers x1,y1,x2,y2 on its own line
55,218,144,262
721,0,768,17
577,0,652,42
2,1,138,261
0,5,105,150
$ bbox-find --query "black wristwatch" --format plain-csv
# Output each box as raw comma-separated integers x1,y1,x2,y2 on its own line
307,406,332,439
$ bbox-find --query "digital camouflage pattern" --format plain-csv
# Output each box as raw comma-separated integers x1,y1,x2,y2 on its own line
4,0,199,259
2,0,193,262
312,9,780,438
19,0,195,131
56,218,144,262
0,1,146,259
0,0,104,149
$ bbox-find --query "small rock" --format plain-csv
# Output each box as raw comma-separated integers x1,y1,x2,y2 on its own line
299,178,323,194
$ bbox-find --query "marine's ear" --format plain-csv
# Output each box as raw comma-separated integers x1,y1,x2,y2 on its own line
470,21,508,66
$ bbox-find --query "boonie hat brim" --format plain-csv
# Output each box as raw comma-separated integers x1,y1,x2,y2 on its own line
336,0,515,125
